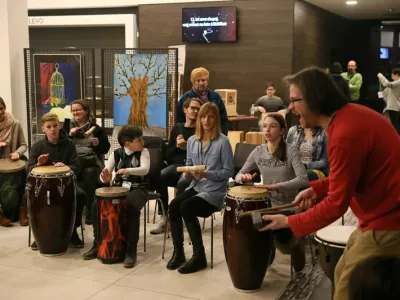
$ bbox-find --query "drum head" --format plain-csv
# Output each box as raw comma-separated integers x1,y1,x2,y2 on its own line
31,165,71,175
228,185,269,199
0,159,25,173
96,187,129,198
315,226,356,247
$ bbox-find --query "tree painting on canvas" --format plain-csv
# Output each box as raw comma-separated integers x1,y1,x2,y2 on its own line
113,54,168,138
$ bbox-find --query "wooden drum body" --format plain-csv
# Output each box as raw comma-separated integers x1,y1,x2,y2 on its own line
27,166,76,256
223,186,273,293
315,226,356,282
0,159,26,220
96,187,129,264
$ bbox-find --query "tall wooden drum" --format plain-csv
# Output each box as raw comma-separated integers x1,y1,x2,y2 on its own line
27,166,76,256
223,186,273,293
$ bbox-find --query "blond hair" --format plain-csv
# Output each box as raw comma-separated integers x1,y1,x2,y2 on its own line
195,102,220,140
41,113,59,124
190,67,209,84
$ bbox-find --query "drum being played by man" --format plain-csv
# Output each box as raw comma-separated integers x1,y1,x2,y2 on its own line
260,67,400,300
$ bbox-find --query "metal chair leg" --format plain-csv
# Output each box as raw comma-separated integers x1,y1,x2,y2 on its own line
211,216,214,268
144,203,147,252
341,215,345,225
28,224,31,246
153,201,157,224
158,198,168,259
147,201,150,223
202,218,206,230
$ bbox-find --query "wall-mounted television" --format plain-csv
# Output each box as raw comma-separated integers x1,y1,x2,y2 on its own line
182,7,237,43
380,47,389,59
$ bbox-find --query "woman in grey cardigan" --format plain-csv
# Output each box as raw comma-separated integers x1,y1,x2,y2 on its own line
167,102,234,274
378,69,400,134
236,114,308,272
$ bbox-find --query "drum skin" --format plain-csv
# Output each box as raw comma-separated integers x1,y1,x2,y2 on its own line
223,192,273,292
96,188,129,264
27,172,76,256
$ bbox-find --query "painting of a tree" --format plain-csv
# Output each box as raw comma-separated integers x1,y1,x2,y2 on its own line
113,54,168,136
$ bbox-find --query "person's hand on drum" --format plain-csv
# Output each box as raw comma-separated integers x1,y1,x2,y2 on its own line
37,153,49,166
258,214,289,232
292,187,317,210
254,183,279,190
53,162,65,167
10,152,20,161
238,173,257,183
69,127,80,136
116,168,129,175
101,168,112,183
92,137,99,147
0,142,6,147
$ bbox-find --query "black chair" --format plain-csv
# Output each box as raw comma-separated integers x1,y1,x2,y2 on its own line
142,148,168,258
233,143,260,181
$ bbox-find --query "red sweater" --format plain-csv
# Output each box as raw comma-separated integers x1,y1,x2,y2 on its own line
288,104,400,238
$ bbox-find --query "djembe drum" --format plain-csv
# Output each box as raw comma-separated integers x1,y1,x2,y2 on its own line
27,165,76,256
223,185,273,293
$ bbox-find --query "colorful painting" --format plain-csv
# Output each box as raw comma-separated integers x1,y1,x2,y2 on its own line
33,54,83,126
113,54,168,138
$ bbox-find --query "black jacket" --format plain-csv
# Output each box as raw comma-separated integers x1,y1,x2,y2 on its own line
26,133,81,176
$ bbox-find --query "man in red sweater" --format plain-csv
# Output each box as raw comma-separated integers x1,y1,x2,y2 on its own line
260,66,400,300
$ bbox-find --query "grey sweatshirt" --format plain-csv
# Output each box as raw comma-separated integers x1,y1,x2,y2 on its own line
235,143,308,206
253,95,286,112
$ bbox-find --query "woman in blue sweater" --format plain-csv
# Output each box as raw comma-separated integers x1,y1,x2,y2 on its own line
167,102,234,274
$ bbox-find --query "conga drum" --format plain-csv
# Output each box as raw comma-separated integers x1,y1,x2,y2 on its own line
0,159,26,221
96,187,129,264
315,226,356,282
223,186,273,292
27,166,76,256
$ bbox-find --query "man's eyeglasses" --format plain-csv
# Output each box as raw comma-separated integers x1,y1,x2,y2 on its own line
189,106,200,111
289,98,303,105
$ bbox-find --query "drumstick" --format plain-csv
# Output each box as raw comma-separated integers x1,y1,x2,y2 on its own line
78,122,90,130
84,126,96,137
176,165,206,173
239,203,297,218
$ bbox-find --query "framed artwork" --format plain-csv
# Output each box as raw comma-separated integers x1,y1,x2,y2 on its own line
113,53,168,138
33,54,83,127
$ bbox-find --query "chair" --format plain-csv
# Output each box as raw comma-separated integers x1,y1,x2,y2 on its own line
233,143,260,180
142,148,168,259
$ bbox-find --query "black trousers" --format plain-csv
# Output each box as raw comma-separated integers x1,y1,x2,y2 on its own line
169,189,217,244
388,110,400,134
77,166,102,218
156,164,191,215
22,187,85,229
91,188,147,252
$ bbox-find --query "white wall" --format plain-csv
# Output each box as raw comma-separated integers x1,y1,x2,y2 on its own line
28,0,232,10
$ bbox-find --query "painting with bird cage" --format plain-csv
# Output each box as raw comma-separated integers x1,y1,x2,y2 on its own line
33,54,83,127
113,53,168,138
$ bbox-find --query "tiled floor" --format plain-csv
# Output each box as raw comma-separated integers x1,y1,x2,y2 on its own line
0,189,294,300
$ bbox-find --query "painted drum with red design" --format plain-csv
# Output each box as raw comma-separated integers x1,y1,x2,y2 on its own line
95,187,129,264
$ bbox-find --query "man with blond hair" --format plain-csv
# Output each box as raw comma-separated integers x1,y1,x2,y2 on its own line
176,67,228,135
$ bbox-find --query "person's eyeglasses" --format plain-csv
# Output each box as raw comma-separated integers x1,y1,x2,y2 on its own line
71,109,83,113
189,106,200,111
289,98,303,104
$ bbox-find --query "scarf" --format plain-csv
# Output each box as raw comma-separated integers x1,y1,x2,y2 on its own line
192,87,209,104
0,112,14,145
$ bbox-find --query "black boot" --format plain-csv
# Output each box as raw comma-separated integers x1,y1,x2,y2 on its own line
82,242,98,260
166,219,186,270
123,246,137,268
178,219,207,274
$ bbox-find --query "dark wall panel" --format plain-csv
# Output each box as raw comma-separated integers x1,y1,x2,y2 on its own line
138,0,295,114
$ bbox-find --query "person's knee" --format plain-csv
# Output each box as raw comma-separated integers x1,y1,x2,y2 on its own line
126,190,146,214
180,200,195,220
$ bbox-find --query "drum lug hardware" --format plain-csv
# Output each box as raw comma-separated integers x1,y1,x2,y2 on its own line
225,206,232,212
58,178,65,197
25,183,32,193
34,179,42,197
47,190,51,205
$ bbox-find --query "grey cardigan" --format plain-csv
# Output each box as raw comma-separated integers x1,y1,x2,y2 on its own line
235,143,308,205
380,76,400,112
186,134,234,210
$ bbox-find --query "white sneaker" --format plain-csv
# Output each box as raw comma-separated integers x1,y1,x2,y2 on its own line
150,216,168,235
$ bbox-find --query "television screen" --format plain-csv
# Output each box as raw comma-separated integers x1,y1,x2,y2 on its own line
182,7,237,43
380,47,389,59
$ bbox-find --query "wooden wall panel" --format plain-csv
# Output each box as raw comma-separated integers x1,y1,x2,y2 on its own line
139,0,295,114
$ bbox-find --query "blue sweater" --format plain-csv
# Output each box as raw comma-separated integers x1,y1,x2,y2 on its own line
176,89,229,135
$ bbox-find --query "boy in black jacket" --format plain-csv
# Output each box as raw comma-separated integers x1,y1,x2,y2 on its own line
82,125,150,268
25,113,85,249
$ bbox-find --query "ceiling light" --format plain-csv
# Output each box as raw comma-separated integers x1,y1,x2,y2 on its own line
346,1,358,5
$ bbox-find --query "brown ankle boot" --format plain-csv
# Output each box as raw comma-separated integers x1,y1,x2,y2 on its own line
0,213,11,227
19,207,29,226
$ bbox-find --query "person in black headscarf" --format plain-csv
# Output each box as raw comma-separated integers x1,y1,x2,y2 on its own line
329,62,351,100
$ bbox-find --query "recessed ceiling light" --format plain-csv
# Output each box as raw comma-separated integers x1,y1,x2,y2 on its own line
346,1,358,5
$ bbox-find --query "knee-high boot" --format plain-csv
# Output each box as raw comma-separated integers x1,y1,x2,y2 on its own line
178,218,207,274
166,218,186,270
